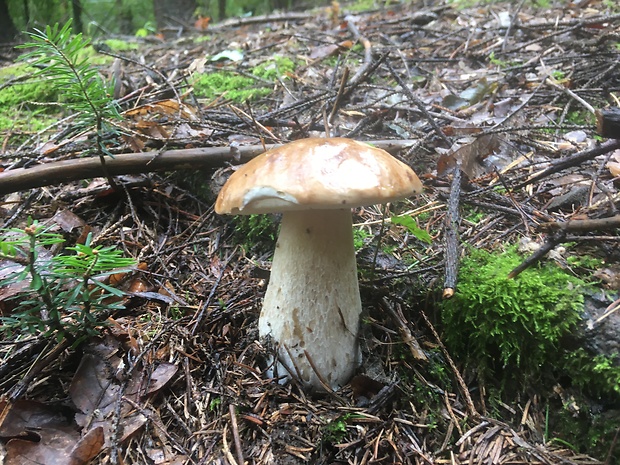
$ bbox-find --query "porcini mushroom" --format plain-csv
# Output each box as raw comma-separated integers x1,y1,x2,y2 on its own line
215,138,422,391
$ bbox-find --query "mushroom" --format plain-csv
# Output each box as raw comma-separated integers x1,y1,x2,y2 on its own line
215,138,422,391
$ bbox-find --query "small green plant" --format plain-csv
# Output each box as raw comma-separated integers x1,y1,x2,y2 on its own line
135,21,157,37
208,397,222,411
489,51,509,68
322,413,354,443
442,246,585,385
17,20,121,186
551,69,566,81
463,206,485,224
565,254,603,271
353,227,372,250
566,110,592,126
0,221,136,344
548,392,620,462
602,0,619,12
391,215,432,244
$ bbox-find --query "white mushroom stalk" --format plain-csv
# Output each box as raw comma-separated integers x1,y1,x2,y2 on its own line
259,209,361,389
215,138,422,391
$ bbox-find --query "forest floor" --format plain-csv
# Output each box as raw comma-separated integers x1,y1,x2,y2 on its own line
1,0,620,464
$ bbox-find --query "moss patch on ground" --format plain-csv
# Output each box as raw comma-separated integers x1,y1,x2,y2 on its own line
193,71,272,103
0,64,65,134
442,246,586,385
193,56,297,103
440,245,620,460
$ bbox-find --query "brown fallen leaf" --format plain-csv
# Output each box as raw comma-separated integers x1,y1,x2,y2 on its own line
69,337,178,448
0,399,104,465
437,134,502,178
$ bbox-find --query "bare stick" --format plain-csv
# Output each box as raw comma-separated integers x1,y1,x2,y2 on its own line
516,139,620,189
229,404,244,465
386,62,451,147
344,15,374,87
443,162,461,299
507,233,565,279
381,297,428,361
540,215,620,233
545,77,595,114
419,309,479,419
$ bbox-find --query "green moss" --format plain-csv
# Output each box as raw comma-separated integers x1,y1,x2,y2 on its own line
0,79,61,111
231,214,278,253
346,0,378,12
0,69,64,132
562,349,620,397
442,246,585,384
193,72,271,103
103,39,140,51
0,63,33,81
549,397,620,462
441,245,619,461
252,56,296,81
0,47,112,135
193,35,213,43
0,112,58,133
193,57,295,103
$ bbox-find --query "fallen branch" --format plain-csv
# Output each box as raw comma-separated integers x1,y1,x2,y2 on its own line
443,161,462,299
515,139,620,189
507,233,565,279
539,215,620,233
0,139,419,196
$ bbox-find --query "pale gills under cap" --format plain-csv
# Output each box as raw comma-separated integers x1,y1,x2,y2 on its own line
215,138,423,215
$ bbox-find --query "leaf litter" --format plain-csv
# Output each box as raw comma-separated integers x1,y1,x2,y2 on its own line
1,0,620,463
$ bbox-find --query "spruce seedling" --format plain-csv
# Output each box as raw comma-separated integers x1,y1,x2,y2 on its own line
0,221,136,344
17,20,121,189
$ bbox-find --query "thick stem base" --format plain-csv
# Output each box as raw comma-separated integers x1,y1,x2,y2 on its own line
259,209,362,391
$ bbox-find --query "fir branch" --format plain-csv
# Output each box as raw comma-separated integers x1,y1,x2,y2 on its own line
17,20,122,189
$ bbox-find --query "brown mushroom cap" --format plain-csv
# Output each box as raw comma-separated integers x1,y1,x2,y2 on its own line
215,138,423,215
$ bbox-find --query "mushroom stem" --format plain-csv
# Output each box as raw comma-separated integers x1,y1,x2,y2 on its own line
259,209,362,391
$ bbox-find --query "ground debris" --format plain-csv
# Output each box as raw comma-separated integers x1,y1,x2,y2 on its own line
2,0,619,463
